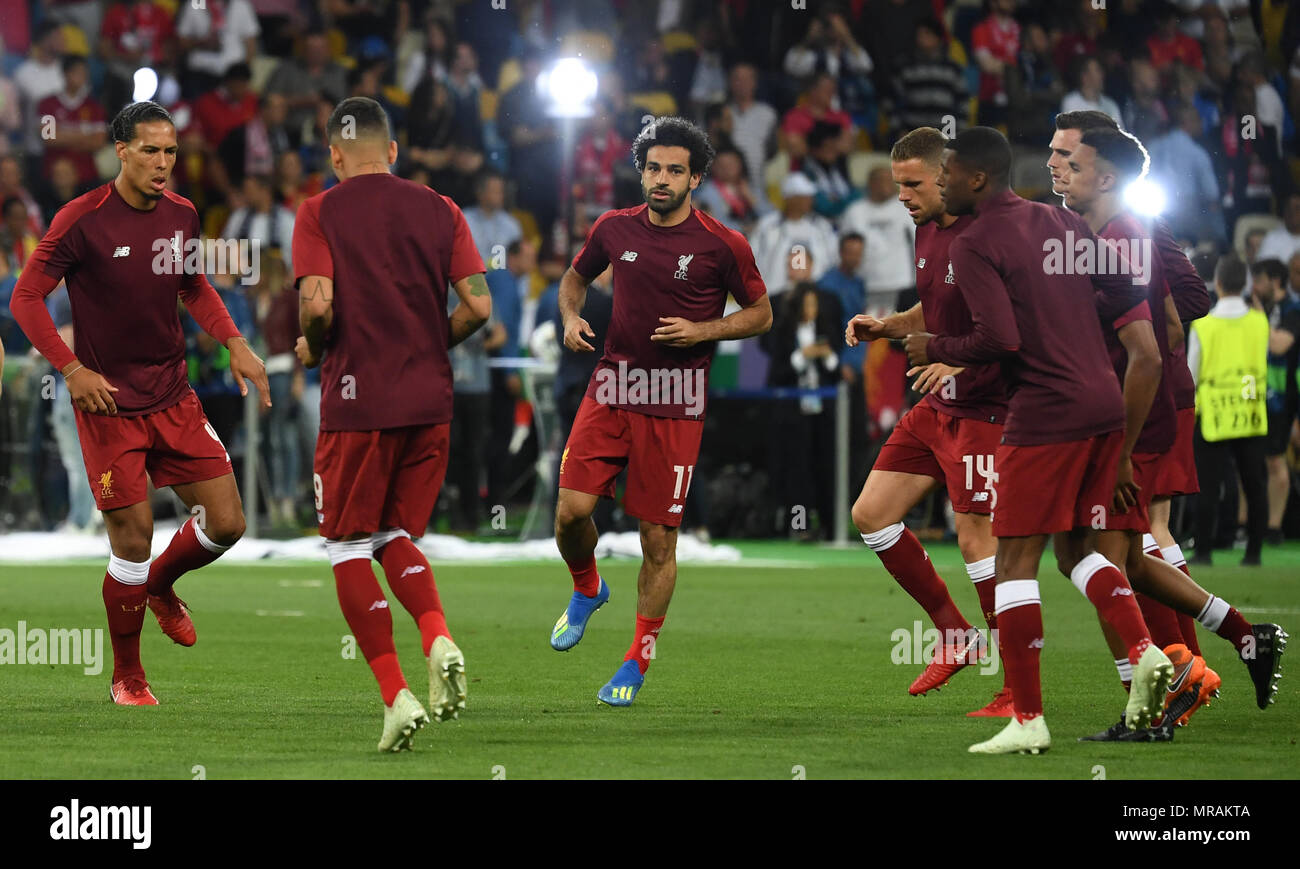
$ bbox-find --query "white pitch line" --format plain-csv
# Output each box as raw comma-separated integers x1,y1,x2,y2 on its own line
277,579,324,588
1238,607,1300,615
255,609,305,617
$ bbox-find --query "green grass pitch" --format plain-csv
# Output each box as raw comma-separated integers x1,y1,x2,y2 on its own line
1,541,1297,779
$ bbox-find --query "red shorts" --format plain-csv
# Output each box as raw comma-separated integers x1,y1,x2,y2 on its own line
873,402,1002,514
559,396,704,527
992,430,1124,538
314,423,450,539
74,390,232,511
1103,451,1163,533
1150,406,1199,497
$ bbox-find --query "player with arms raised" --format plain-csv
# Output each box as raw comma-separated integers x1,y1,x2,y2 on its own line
11,101,270,705
845,127,1011,716
549,116,771,706
293,97,490,751
904,127,1173,755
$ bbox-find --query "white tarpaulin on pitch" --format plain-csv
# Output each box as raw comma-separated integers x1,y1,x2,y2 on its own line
0,526,741,564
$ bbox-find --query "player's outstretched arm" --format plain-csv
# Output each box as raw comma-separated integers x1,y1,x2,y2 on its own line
846,303,925,346
1113,316,1163,511
297,273,334,369
559,267,596,352
449,272,491,348
918,242,1020,367
653,293,773,348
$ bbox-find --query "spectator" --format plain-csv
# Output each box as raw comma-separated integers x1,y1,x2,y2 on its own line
402,13,453,94
1189,255,1269,565
694,147,766,232
802,120,860,220
485,238,536,506
13,22,65,154
726,63,778,194
219,91,294,189
1257,193,1300,265
0,197,38,280
1053,0,1104,77
36,55,107,187
274,149,321,216
863,0,933,90
176,0,261,96
37,156,90,217
497,47,561,254
970,0,1020,126
1168,62,1219,138
1122,59,1170,145
194,62,259,155
1060,56,1122,123
750,172,838,294
1238,52,1286,157
1251,257,1299,545
0,71,20,155
326,0,405,52
221,174,296,271
1244,227,1269,265
248,250,302,528
687,16,729,120
1006,21,1065,144
99,0,176,112
0,156,44,236
816,231,870,490
784,9,875,128
463,170,523,271
1146,3,1205,72
571,100,630,222
1149,103,1225,246
892,18,969,135
446,289,506,532
840,166,916,317
445,43,486,156
265,29,348,139
1217,78,1283,230
762,282,844,540
781,72,853,165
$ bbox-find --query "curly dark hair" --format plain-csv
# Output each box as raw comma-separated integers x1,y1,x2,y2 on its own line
631,115,715,178
110,101,173,143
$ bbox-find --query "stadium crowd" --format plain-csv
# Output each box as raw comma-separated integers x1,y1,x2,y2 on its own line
0,0,1298,550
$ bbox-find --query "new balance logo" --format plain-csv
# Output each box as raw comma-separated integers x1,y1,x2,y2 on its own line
1112,587,1133,597
917,258,926,268
667,504,683,514
399,565,426,578
368,600,389,612
113,246,130,258
620,250,638,261
971,491,990,502
1029,638,1045,649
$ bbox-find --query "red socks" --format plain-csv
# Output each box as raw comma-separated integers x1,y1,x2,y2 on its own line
331,548,406,705
375,534,450,654
566,552,601,597
103,556,150,682
147,517,229,597
863,523,971,635
995,580,1044,722
1135,593,1185,649
1070,553,1152,663
623,613,665,675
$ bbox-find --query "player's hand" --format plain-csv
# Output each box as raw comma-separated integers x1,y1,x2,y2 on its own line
65,365,119,415
652,317,704,348
295,336,321,370
801,341,830,359
903,331,934,366
228,337,272,407
845,314,888,347
1112,453,1139,513
563,316,596,352
907,363,963,395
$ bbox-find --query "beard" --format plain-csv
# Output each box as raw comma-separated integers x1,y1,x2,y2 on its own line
644,183,688,214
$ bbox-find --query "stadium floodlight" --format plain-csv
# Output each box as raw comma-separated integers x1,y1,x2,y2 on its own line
1123,177,1167,217
132,67,159,102
540,57,598,118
